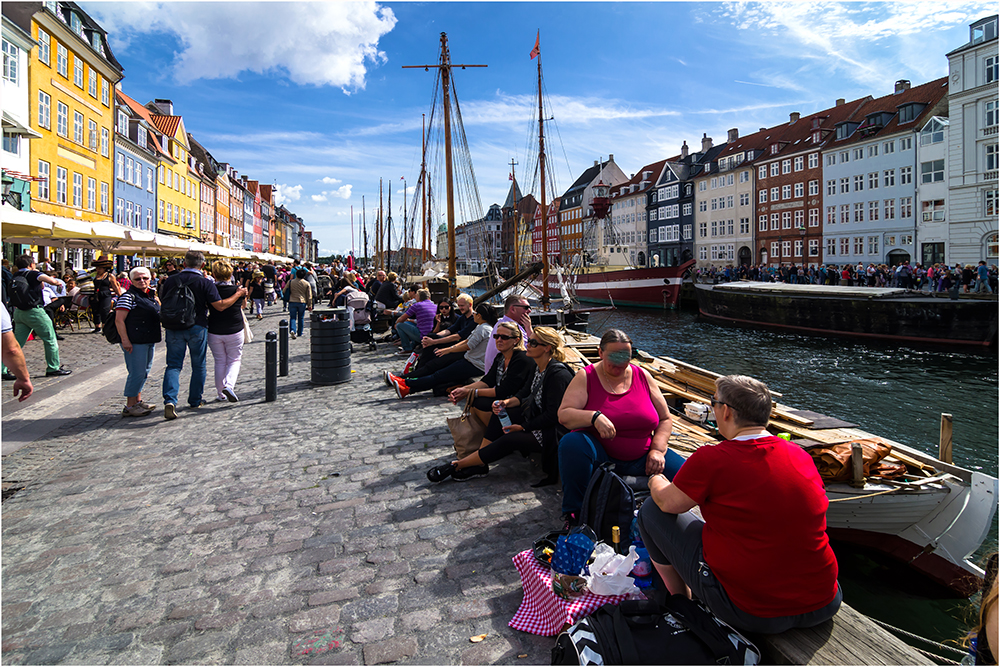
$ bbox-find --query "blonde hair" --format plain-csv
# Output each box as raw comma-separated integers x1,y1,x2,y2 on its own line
531,326,568,362
497,321,525,351
212,260,233,281
456,293,473,306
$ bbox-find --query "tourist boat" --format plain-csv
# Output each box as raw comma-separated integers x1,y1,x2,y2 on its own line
534,260,695,309
560,337,998,597
695,281,998,347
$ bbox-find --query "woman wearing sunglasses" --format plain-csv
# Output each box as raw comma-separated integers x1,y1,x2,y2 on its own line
447,321,532,426
431,301,457,335
389,303,497,399
427,326,573,485
113,266,161,417
556,329,685,526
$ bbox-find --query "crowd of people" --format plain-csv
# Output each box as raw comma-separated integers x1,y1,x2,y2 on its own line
695,260,998,293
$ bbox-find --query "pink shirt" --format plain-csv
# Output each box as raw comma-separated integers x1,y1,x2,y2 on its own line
582,363,660,460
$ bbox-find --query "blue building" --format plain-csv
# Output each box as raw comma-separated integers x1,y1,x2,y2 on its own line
114,89,157,231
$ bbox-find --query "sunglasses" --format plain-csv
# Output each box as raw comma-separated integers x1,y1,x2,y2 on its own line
526,338,545,348
133,276,151,281
493,334,516,341
513,304,531,311
710,397,734,411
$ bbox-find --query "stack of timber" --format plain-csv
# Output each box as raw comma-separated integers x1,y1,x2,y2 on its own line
559,329,997,598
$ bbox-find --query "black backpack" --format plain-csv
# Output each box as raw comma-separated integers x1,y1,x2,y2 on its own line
552,595,760,666
159,278,197,330
579,462,635,548
103,305,121,344
9,272,40,310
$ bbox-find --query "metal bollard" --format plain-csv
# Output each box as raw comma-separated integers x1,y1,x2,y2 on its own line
278,319,289,377
265,331,277,402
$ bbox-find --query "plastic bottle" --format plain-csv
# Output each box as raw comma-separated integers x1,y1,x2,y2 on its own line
495,401,512,429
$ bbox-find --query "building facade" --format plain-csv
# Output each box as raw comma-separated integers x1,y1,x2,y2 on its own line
821,78,948,267
146,100,199,239
7,1,122,222
2,13,40,211
945,14,999,264
608,160,663,267
113,91,158,231
531,198,561,268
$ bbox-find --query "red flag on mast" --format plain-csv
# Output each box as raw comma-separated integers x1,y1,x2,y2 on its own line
530,31,540,59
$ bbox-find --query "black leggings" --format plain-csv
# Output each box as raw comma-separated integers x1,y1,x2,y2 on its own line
477,429,541,466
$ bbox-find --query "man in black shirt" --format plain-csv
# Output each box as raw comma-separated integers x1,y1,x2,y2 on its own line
159,251,246,419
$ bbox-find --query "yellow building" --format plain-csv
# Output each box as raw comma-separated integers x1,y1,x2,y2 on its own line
10,1,123,221
146,100,199,240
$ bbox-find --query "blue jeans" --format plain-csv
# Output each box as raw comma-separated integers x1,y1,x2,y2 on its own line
162,325,208,407
558,431,685,514
288,302,307,335
122,343,155,398
396,321,421,351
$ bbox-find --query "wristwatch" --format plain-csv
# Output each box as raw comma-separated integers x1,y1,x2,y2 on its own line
591,410,602,426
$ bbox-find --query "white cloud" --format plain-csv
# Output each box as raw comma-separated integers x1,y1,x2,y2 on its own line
93,2,397,91
274,183,302,206
321,177,343,185
311,185,353,203
396,186,417,196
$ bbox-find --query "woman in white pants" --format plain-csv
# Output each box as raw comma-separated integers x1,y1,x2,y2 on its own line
207,261,246,403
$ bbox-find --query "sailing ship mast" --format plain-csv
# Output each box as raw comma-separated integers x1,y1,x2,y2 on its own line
404,33,486,297
377,179,383,269
386,187,393,273
534,32,551,310
421,114,428,267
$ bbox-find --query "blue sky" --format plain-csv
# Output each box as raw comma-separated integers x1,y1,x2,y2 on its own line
88,1,995,256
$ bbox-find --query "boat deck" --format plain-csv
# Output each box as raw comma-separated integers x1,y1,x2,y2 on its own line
709,280,996,301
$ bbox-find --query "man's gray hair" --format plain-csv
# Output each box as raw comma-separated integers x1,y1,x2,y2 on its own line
715,375,772,428
184,250,205,268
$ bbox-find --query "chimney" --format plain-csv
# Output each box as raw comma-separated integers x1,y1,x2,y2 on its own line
152,98,174,115
727,128,739,142
594,160,599,167
680,141,689,159
701,133,712,153
789,112,800,123
760,128,766,132
608,153,614,162
836,98,845,106
894,79,911,94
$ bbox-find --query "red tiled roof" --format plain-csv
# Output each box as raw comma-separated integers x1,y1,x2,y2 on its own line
116,89,169,158
610,159,667,200
149,114,181,138
824,77,949,150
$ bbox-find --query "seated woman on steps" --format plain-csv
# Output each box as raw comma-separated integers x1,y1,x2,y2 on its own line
446,320,532,426
388,303,496,399
427,327,573,485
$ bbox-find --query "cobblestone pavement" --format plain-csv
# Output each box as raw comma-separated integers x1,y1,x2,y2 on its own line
2,304,565,665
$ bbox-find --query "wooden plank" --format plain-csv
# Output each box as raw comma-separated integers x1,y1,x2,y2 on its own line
762,602,932,665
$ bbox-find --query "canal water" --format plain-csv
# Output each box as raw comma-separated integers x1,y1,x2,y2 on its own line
583,306,998,650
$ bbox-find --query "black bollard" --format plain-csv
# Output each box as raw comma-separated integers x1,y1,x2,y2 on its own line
265,331,277,402
278,319,289,377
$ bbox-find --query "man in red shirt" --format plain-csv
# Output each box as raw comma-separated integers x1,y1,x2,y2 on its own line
639,374,842,634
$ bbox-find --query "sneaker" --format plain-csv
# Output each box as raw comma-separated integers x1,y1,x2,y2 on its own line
427,462,457,483
164,403,177,420
2,372,15,381
290,331,297,339
561,512,579,530
217,395,228,402
394,379,410,400
383,370,392,387
138,400,156,411
452,465,489,481
45,367,72,377
122,404,153,417
190,399,208,408
222,388,239,403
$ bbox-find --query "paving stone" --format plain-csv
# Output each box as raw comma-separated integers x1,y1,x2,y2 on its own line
288,605,341,633
362,636,418,665
349,617,394,643
339,595,399,624
165,630,233,662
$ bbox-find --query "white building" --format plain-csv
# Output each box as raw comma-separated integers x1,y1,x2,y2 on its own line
2,14,40,207
608,160,662,267
945,14,999,264
915,116,950,265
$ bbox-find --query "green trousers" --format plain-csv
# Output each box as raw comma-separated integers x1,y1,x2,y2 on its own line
12,306,61,373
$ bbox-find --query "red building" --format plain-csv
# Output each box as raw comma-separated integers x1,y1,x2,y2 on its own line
531,198,561,266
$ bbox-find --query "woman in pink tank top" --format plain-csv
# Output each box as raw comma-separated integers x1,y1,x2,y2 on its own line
556,329,684,525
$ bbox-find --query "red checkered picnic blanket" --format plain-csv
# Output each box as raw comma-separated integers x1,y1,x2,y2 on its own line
508,549,633,636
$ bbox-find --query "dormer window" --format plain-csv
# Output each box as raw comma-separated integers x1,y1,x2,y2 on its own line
70,12,82,35
117,110,128,133
920,117,948,145
770,143,779,154
137,125,147,149
972,17,997,44
897,102,926,124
